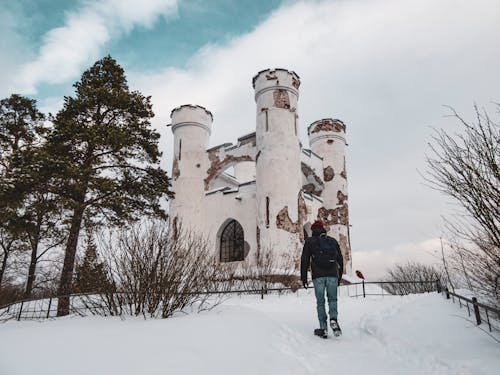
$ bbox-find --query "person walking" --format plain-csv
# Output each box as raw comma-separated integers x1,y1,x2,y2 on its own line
301,220,343,338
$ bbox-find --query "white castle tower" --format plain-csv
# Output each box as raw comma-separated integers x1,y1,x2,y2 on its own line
168,69,352,274
169,104,213,232
308,119,351,272
253,69,304,256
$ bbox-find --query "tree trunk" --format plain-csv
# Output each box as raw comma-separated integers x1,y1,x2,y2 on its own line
57,204,85,316
0,251,8,287
24,245,38,297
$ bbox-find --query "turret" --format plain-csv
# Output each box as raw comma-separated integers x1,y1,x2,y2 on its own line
308,118,351,273
253,69,304,256
169,105,213,226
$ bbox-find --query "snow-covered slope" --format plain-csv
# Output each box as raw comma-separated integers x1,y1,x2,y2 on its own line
0,292,498,375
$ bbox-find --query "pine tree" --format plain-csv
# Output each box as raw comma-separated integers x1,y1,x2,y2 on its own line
42,56,173,316
73,230,112,294
0,95,46,288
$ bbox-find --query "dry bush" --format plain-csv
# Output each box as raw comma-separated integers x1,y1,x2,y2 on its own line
383,261,442,295
232,248,301,292
99,220,230,318
425,104,499,304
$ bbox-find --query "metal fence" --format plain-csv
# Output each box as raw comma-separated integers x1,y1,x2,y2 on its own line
342,280,441,298
0,280,445,322
0,287,296,322
442,288,500,333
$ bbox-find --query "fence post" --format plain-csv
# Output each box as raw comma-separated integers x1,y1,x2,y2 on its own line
362,280,366,298
445,288,450,299
46,298,52,319
436,280,442,294
17,301,24,321
472,297,481,325
261,287,264,300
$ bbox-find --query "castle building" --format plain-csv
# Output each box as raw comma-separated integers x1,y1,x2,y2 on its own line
169,69,351,274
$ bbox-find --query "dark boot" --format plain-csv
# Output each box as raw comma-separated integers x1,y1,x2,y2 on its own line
330,319,342,337
314,328,328,339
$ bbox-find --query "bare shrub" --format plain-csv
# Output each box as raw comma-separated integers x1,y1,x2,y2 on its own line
425,104,499,305
100,220,229,318
383,261,442,295
233,248,301,293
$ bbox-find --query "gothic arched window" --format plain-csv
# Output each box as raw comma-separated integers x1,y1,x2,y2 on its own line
220,220,244,262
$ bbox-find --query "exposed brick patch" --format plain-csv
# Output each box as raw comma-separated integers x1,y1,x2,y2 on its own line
337,191,348,205
340,157,347,179
317,204,349,229
302,183,316,195
310,119,345,134
276,192,307,244
172,158,180,181
273,89,290,109
301,162,324,196
323,166,334,182
339,233,350,274
205,151,252,190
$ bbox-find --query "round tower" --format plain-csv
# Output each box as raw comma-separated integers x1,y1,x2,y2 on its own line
308,119,351,274
253,69,304,256
169,105,213,229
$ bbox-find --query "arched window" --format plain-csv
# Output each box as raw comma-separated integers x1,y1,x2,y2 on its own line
220,220,244,262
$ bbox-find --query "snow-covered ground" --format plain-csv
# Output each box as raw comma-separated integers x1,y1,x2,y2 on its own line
1,291,498,375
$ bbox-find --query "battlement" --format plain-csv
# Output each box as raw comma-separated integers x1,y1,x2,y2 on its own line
171,104,213,135
307,119,346,135
170,104,213,121
252,68,301,100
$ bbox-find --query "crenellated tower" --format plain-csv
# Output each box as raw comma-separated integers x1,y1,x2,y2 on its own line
308,119,351,273
169,105,213,228
253,69,305,256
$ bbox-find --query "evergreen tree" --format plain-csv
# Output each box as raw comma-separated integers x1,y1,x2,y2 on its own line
73,230,112,294
0,95,46,288
42,56,173,316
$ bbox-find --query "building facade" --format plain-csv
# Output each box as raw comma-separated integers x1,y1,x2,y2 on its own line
169,69,351,274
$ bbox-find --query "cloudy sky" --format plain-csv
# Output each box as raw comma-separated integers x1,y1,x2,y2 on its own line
1,0,499,278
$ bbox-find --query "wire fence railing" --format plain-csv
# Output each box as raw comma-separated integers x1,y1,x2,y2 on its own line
2,279,498,335
0,279,444,322
342,280,441,298
442,288,500,333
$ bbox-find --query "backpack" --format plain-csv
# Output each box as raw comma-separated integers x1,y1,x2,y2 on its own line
311,235,338,270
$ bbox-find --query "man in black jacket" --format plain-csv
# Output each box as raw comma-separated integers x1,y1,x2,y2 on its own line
301,220,343,338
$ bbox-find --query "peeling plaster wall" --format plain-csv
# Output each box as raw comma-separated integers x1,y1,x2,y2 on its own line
308,118,351,273
254,69,303,258
300,162,324,196
276,192,307,244
205,138,257,190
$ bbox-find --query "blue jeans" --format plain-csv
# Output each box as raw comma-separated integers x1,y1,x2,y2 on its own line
313,277,338,330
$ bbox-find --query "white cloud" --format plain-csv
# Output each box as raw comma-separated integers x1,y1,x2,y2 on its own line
13,0,178,94
129,0,500,261
352,238,445,280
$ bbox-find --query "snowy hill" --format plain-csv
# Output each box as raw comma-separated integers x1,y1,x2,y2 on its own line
0,291,498,375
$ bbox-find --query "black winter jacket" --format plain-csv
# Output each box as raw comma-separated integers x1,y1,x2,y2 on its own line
300,230,343,282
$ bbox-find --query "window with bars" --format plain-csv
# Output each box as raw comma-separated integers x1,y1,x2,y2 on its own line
220,220,245,262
